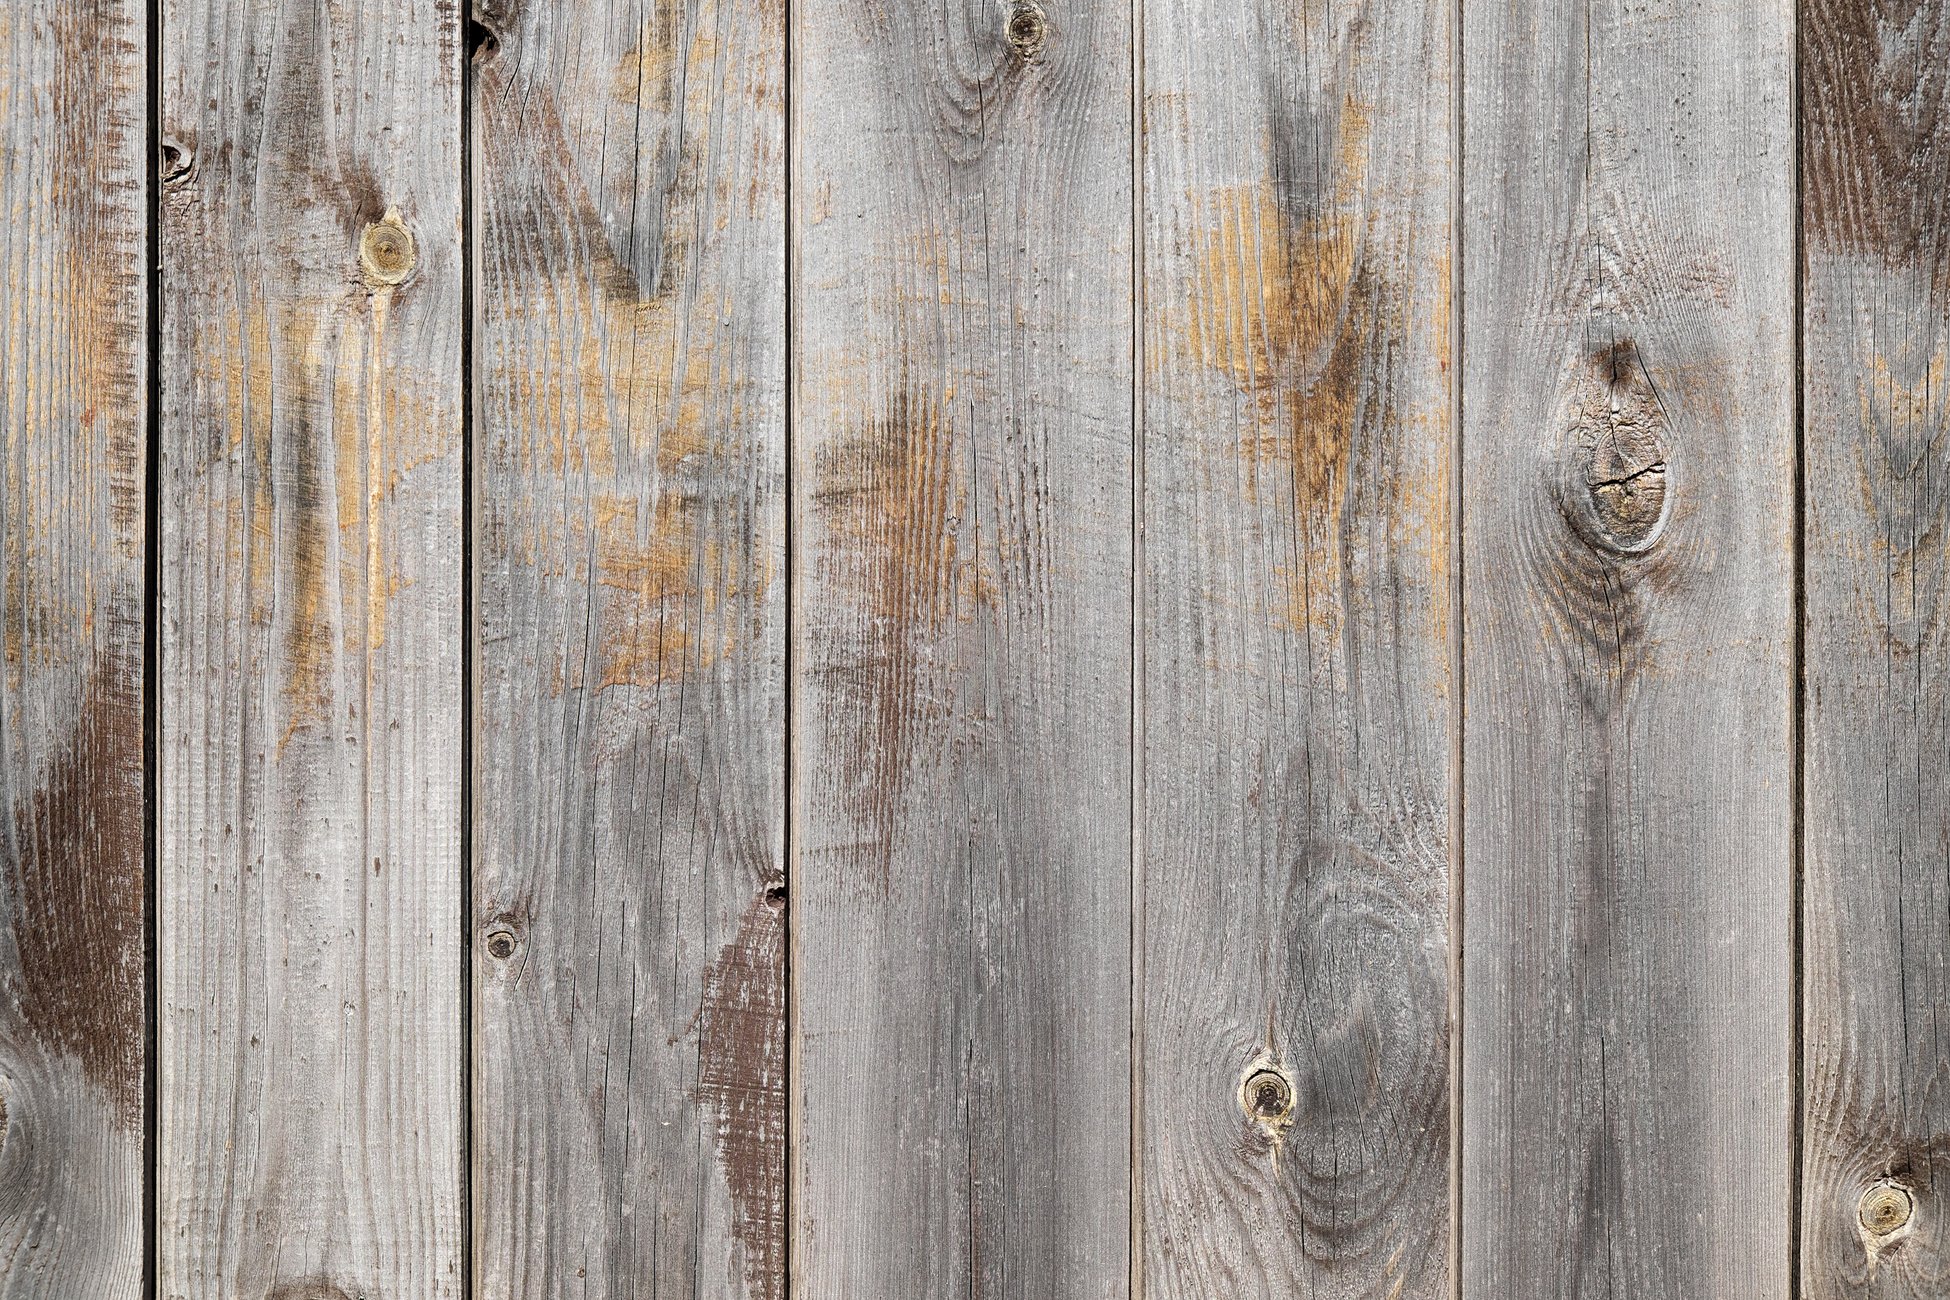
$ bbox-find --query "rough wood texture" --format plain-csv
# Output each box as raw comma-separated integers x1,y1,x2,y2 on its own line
0,2,146,1295
1802,3,1950,1294
1136,0,1453,1294
470,0,785,1291
157,0,463,1294
1459,2,1795,1297
790,0,1132,1294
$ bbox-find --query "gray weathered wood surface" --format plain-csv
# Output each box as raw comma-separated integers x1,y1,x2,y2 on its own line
157,0,464,1294
0,2,147,1295
1136,0,1454,1294
789,0,1133,1295
1802,2,1950,1294
469,0,785,1292
1459,1,1796,1296
7,1,1949,1294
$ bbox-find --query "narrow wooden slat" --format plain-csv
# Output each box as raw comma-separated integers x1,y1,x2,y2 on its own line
791,0,1133,1293
1459,3,1795,1296
470,0,785,1291
1801,2,1950,1293
0,1,146,1294
1136,0,1454,1293
157,0,463,1293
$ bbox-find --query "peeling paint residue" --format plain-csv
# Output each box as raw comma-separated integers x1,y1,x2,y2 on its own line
695,887,787,1300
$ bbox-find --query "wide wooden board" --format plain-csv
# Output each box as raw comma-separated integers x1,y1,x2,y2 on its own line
1136,0,1455,1294
157,0,465,1293
1459,2,1795,1296
1801,1,1950,1293
0,2,147,1295
790,0,1134,1294
469,0,786,1293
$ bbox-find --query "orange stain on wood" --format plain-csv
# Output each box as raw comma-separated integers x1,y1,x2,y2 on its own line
491,210,768,694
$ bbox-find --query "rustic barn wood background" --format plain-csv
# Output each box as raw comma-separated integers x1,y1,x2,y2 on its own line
0,0,1945,1295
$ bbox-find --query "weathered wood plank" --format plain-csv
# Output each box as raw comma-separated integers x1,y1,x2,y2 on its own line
157,0,464,1294
1136,0,1453,1294
790,0,1132,1293
469,0,785,1291
1459,3,1795,1297
1801,2,1950,1293
0,2,146,1295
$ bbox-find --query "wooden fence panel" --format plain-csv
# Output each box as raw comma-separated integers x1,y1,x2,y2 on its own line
1135,0,1454,1294
157,0,464,1293
1802,2,1950,1294
1459,2,1795,1297
0,2,147,1295
790,0,1134,1294
470,0,785,1293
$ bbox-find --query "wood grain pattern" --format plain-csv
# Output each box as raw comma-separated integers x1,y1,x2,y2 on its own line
469,0,785,1292
1802,2,1950,1294
1459,2,1795,1296
1135,0,1453,1294
0,1,147,1295
790,0,1133,1295
157,0,464,1294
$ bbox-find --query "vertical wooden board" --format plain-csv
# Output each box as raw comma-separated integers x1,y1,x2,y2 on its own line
1801,3,1950,1293
1136,0,1452,1295
157,0,463,1295
791,0,1132,1295
1459,2,1794,1297
0,1,146,1295
470,0,785,1292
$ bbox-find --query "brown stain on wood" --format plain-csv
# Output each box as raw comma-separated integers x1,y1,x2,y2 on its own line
1802,0,1950,280
816,382,982,889
264,1281,357,1300
694,886,787,1300
7,655,144,1127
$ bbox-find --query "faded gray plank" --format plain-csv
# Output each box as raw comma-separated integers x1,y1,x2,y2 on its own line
1801,2,1950,1294
790,0,1132,1294
0,2,146,1295
470,0,785,1292
1136,0,1454,1294
157,0,464,1293
1459,2,1795,1297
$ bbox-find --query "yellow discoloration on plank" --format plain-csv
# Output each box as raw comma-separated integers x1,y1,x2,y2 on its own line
488,235,769,693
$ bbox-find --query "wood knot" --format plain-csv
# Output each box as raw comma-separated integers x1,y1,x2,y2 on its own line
1562,339,1672,554
483,919,521,961
358,210,417,287
1006,2,1047,58
1860,1181,1914,1239
1241,1067,1293,1122
159,137,194,185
